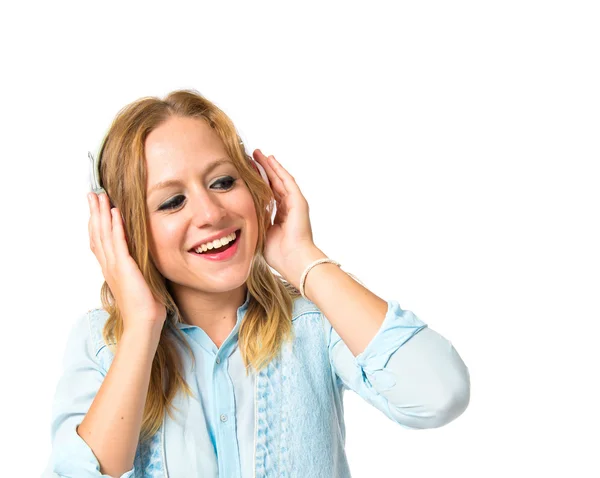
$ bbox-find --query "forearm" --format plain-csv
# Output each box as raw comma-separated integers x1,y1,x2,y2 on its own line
284,245,388,357
76,329,159,477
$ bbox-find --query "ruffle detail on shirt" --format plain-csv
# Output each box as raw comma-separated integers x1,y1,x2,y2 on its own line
254,340,292,476
133,426,165,477
355,300,428,393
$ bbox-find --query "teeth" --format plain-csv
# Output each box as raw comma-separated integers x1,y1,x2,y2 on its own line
194,231,237,254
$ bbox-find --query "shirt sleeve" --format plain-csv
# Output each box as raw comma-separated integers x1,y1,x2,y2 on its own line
44,311,135,478
323,299,471,430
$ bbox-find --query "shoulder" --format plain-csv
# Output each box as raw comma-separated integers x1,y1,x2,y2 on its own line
59,308,113,372
291,295,321,321
76,307,112,355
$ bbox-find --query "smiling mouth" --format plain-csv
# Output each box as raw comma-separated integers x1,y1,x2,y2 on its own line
189,229,241,255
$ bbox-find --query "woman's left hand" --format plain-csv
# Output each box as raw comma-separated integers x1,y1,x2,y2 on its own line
252,149,318,281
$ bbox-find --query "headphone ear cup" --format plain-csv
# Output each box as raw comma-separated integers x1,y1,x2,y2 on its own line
249,158,271,187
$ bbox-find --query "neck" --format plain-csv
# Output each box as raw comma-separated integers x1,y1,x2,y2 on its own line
171,283,248,331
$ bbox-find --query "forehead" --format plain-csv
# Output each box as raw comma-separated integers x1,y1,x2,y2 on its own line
145,116,226,170
144,116,235,195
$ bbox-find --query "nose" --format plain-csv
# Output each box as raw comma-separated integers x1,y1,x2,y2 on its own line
190,189,227,226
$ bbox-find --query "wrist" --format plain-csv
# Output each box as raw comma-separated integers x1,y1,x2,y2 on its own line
300,258,341,300
283,244,328,290
120,326,162,354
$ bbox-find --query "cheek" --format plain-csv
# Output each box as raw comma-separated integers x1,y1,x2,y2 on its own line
148,218,188,274
242,196,259,232
150,218,186,250
245,196,258,219
229,189,259,241
231,186,258,220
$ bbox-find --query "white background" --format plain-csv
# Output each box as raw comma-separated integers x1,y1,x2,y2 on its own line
1,1,598,476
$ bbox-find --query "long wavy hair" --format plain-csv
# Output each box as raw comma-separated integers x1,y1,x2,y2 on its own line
95,89,301,443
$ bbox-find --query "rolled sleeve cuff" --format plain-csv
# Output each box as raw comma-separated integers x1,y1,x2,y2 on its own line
355,300,428,391
52,420,135,478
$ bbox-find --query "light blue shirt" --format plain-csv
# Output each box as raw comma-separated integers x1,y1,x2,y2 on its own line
164,291,256,477
43,291,470,477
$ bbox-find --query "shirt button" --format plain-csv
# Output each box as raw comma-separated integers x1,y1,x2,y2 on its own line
216,357,221,364
220,414,228,422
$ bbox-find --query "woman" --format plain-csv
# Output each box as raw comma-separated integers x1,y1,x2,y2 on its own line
43,89,470,477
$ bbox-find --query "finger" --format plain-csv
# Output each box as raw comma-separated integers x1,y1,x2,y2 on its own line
252,150,283,204
253,150,286,200
111,207,130,258
88,193,107,265
267,155,310,213
98,193,116,266
265,157,287,202
265,155,298,197
261,153,309,214
88,216,93,249
88,199,92,241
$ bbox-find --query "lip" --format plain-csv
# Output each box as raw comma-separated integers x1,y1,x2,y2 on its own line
188,227,240,252
190,230,241,261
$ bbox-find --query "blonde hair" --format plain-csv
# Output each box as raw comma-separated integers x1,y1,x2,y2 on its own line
96,89,301,443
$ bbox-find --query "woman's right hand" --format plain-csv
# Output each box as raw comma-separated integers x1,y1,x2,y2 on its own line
88,192,167,337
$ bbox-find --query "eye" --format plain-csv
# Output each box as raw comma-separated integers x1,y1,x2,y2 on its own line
212,176,236,190
158,195,185,211
157,177,236,212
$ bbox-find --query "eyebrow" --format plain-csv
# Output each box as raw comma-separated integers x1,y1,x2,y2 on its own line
147,158,233,196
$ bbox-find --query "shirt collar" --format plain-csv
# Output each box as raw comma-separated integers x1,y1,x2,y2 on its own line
175,288,251,331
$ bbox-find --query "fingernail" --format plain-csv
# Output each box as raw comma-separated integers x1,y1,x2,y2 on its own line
87,193,93,202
